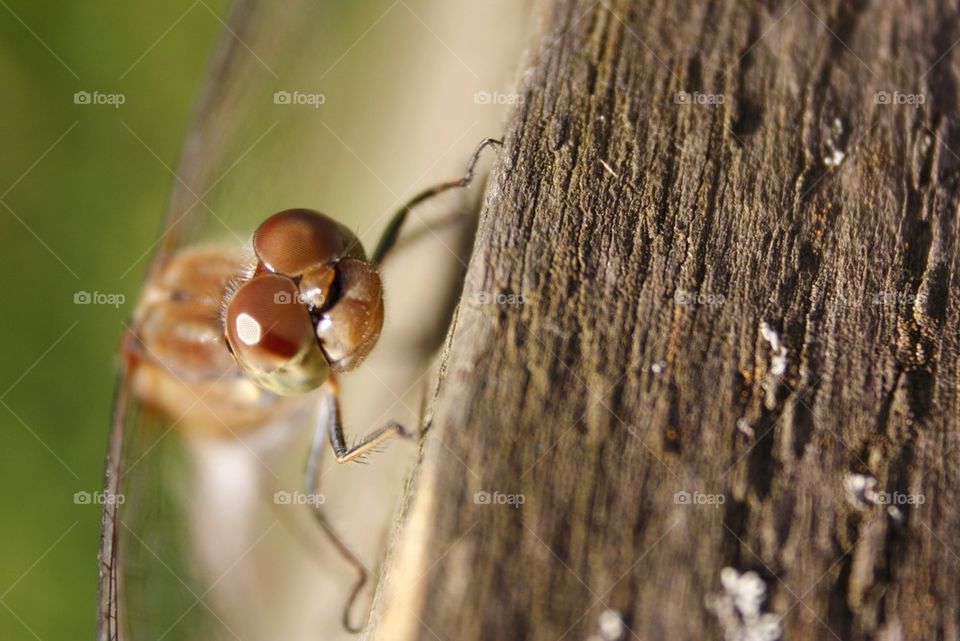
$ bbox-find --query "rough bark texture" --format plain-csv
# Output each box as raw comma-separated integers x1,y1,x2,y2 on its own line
372,1,960,640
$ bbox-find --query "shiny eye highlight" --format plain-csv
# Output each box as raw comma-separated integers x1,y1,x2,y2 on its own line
224,273,330,395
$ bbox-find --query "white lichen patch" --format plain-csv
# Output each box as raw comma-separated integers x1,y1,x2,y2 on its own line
651,360,667,375
920,133,933,157
706,568,782,641
736,417,755,438
823,146,846,167
760,322,788,409
843,473,879,510
760,322,788,376
822,117,846,168
585,609,627,641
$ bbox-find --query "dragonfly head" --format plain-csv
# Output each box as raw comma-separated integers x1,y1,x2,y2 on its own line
224,209,384,395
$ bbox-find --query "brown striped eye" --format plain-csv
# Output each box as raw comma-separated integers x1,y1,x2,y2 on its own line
315,258,384,372
253,209,364,277
224,273,329,395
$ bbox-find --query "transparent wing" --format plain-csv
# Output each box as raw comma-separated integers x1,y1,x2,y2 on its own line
98,382,220,641
99,2,373,640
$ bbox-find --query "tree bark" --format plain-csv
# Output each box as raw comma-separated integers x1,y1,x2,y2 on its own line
371,1,960,640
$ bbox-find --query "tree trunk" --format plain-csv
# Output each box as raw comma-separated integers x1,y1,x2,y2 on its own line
370,1,960,640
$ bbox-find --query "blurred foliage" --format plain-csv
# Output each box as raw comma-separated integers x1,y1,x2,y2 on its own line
0,2,226,638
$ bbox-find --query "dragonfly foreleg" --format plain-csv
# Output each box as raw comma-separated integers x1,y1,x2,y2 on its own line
320,380,413,464
370,137,503,265
301,381,414,632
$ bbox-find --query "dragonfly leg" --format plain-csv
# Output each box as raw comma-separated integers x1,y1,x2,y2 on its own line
370,137,502,265
322,376,414,464
304,389,369,633
303,380,415,632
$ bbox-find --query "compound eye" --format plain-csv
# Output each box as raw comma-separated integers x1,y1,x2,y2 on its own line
316,258,384,372
224,273,329,394
253,209,365,277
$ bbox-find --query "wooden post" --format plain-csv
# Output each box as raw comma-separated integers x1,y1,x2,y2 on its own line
370,1,960,639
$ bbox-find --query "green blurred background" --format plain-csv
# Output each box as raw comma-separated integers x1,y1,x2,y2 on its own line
0,1,528,638
0,2,228,638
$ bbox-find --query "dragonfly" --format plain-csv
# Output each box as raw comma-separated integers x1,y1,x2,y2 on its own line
95,5,502,639
101,136,497,638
